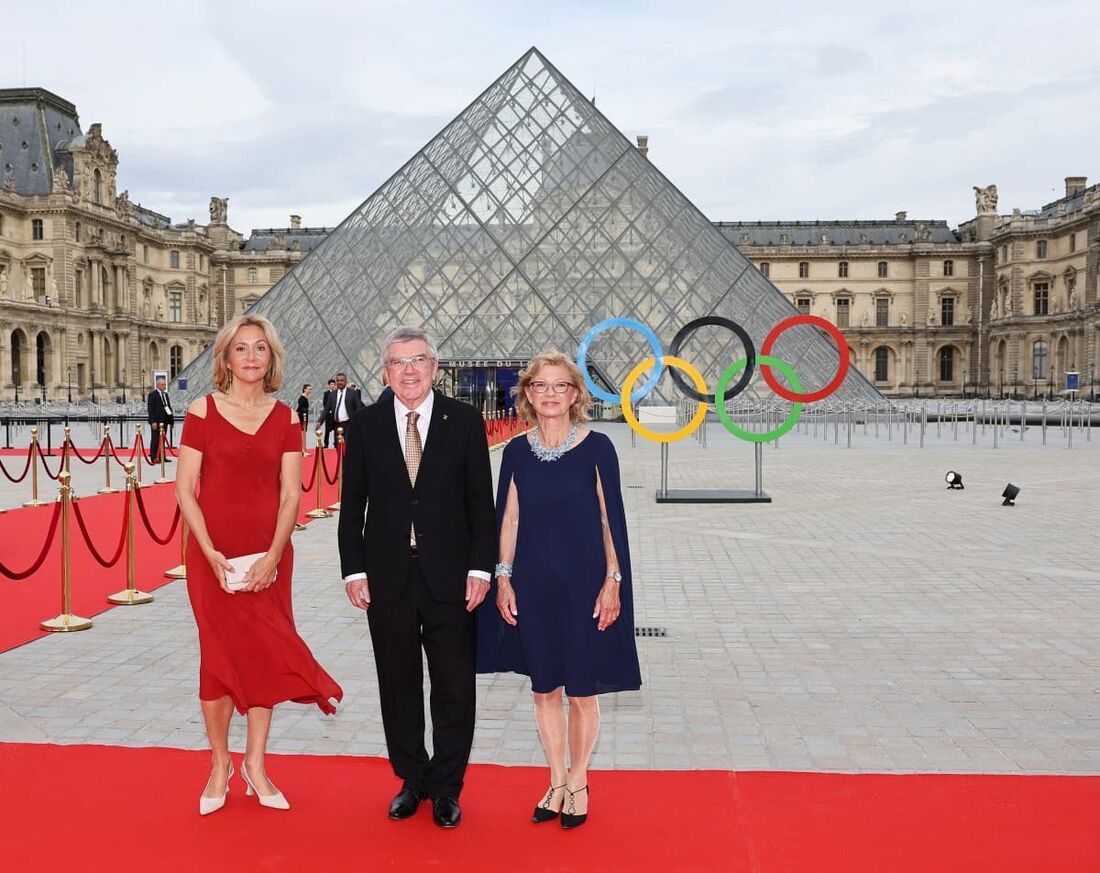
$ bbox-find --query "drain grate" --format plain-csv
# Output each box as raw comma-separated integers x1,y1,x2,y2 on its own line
625,485,645,489
635,626,668,638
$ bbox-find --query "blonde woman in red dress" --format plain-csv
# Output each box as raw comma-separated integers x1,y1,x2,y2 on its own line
176,314,342,816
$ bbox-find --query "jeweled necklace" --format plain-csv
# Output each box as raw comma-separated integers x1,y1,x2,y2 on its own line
530,425,577,462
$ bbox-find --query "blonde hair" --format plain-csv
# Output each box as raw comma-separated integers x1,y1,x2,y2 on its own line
514,350,591,424
211,314,286,393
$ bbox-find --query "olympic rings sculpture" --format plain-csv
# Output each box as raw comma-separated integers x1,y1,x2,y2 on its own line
576,314,850,443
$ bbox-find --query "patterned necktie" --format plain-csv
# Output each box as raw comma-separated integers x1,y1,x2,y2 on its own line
405,411,422,486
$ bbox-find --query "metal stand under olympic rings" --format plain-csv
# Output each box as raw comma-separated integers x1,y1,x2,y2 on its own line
654,431,771,504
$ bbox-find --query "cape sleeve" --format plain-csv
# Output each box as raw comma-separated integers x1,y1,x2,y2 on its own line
179,399,208,453
593,433,636,631
476,439,528,675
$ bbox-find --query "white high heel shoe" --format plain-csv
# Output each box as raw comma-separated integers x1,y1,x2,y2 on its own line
241,762,290,810
199,762,234,816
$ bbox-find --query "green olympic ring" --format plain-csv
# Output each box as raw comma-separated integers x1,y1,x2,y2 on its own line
715,355,804,443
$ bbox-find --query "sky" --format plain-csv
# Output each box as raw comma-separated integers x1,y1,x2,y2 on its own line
6,0,1099,234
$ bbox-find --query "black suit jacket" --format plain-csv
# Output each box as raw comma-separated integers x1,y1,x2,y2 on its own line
296,394,310,424
147,389,173,427
338,391,495,603
324,387,365,422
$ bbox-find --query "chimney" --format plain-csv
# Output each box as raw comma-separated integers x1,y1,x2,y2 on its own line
636,135,648,158
895,211,907,221
289,214,302,230
1065,176,1087,198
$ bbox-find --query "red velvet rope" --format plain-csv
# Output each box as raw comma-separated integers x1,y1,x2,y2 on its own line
133,489,182,545
320,446,341,486
108,436,141,467
67,439,106,465
37,443,64,480
0,501,62,580
0,449,34,484
301,449,319,493
71,495,130,568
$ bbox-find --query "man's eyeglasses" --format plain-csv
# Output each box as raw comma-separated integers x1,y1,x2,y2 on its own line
385,354,433,370
529,381,575,395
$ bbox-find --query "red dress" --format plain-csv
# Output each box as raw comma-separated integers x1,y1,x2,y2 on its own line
180,395,342,715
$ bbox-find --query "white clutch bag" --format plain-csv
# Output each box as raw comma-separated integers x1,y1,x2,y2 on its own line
223,552,275,591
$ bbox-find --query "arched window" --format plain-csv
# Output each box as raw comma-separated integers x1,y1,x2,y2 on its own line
75,221,81,242
93,169,102,205
938,346,954,382
1032,340,1048,380
838,261,848,278
798,261,809,279
874,347,890,382
1036,239,1048,259
11,330,27,387
758,261,770,278
943,259,954,277
169,250,180,269
170,345,183,379
35,332,50,387
247,267,258,284
877,261,888,278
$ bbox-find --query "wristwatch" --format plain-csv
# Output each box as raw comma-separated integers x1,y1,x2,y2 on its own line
606,571,622,582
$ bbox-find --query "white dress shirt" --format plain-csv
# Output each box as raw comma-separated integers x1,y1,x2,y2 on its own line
344,390,490,584
335,388,349,423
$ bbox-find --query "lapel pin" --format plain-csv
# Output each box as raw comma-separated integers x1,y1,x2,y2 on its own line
443,414,449,421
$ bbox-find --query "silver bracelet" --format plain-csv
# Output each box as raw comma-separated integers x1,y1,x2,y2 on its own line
494,562,513,578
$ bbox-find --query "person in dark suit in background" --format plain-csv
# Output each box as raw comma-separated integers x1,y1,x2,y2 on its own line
147,375,174,462
319,378,337,447
296,384,312,454
325,372,363,439
339,327,495,830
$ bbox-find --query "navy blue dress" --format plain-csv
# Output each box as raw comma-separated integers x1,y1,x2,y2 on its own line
477,431,642,696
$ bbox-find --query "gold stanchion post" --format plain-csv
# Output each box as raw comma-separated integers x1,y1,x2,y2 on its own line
164,522,187,579
40,471,94,632
23,427,47,507
328,427,344,511
305,426,332,519
98,423,118,494
135,424,149,488
62,426,72,475
108,463,153,605
154,423,170,484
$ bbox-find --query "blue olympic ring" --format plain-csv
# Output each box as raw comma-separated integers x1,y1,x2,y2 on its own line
576,317,665,404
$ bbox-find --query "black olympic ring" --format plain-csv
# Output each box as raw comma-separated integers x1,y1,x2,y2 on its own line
668,317,757,404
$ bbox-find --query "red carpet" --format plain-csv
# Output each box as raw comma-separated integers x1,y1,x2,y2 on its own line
0,744,1097,872
0,451,342,652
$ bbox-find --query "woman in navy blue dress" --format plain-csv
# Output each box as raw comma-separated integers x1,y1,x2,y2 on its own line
477,351,641,829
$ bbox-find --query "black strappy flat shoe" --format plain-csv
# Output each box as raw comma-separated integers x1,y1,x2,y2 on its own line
560,784,589,829
532,784,566,823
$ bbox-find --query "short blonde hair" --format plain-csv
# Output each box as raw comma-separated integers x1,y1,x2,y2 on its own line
211,314,286,393
514,350,591,424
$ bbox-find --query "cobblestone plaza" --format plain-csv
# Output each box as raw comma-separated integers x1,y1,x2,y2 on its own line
2,422,1097,776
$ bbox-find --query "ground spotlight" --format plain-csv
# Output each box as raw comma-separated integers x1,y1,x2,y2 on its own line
945,471,964,490
1001,483,1020,506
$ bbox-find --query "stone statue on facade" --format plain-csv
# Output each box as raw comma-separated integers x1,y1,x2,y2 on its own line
155,302,164,321
900,310,908,326
209,197,229,224
973,184,998,214
1003,291,1012,317
51,166,71,193
927,307,936,326
0,270,8,298
1069,283,1080,310
990,297,998,321
116,190,134,218
197,292,208,323
859,308,869,327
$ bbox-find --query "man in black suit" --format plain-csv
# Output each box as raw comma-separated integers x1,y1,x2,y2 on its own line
319,378,337,447
323,373,363,446
296,384,312,453
147,375,174,463
339,327,494,829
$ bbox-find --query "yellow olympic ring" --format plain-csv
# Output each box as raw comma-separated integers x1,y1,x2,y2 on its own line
620,356,708,443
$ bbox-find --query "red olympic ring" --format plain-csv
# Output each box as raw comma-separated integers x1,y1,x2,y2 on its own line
760,314,850,403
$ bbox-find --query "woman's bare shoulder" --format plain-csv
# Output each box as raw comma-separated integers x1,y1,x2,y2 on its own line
186,396,209,418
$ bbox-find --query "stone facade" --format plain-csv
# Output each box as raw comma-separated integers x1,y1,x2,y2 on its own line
724,178,1100,398
0,88,322,402
3,87,1097,402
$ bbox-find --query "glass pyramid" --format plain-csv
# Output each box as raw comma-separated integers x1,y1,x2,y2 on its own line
178,48,881,406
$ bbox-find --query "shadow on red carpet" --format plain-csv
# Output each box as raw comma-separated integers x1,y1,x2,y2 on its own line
1,744,1098,872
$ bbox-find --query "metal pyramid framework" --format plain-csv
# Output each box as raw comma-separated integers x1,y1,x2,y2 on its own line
179,48,880,405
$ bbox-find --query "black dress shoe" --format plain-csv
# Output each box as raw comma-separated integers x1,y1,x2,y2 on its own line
560,785,588,830
431,795,462,829
388,787,425,820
